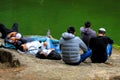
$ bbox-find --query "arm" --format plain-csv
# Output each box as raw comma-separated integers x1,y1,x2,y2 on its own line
9,37,20,44
7,32,17,38
89,38,93,49
107,37,114,44
79,38,88,52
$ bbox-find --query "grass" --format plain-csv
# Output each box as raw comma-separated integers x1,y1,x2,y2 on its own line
113,44,120,50
0,0,119,45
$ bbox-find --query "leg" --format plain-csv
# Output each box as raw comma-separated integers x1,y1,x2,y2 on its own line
106,44,112,57
46,37,61,53
0,23,10,39
52,43,61,54
104,44,113,63
11,23,18,32
66,49,92,65
67,48,92,65
46,37,55,49
80,49,92,62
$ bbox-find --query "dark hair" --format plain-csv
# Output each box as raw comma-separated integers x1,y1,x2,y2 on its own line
36,52,47,59
85,21,91,28
18,45,24,52
67,26,75,34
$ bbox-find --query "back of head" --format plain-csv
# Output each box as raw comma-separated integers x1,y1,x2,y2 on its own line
85,21,91,28
18,45,24,52
67,26,75,34
98,28,106,34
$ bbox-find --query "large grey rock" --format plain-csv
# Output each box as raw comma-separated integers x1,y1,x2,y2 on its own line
0,38,120,80
0,48,20,67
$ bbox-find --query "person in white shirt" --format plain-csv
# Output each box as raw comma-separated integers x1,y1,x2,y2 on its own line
18,40,61,60
18,41,47,55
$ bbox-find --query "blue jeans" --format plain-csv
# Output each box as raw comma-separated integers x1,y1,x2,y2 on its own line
46,37,61,53
46,37,55,49
80,48,92,62
106,44,112,60
67,44,112,65
66,49,92,65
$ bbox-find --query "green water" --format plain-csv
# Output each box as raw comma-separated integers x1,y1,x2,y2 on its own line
0,0,119,45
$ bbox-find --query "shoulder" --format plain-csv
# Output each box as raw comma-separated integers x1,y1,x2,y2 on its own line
104,36,114,43
74,36,80,39
80,26,84,29
80,27,84,31
59,37,64,44
89,28,96,33
104,36,111,39
102,36,111,40
90,37,97,41
59,37,64,41
74,36,83,41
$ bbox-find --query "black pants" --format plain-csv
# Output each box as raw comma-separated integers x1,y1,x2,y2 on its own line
36,50,62,60
0,23,18,39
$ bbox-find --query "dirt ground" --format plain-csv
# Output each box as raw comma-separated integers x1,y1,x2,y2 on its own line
0,48,120,80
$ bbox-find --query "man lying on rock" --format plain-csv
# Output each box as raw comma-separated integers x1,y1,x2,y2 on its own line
18,40,61,60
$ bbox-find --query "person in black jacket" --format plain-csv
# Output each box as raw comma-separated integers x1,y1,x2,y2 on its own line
89,28,114,63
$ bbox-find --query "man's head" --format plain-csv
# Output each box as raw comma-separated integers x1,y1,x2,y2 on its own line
67,26,75,34
18,44,27,52
98,28,106,34
85,21,91,28
18,45,25,52
98,28,106,36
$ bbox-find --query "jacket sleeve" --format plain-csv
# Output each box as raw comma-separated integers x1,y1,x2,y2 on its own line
107,37,114,44
79,38,88,52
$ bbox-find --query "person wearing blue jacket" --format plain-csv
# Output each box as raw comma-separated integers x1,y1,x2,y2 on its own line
59,26,92,65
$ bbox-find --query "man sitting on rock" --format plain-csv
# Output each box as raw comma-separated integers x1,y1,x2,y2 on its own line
89,28,114,63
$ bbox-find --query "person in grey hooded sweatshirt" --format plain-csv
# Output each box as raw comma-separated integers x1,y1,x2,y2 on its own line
60,26,92,65
80,21,96,47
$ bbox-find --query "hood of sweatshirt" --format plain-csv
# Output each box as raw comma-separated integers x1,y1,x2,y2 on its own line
80,27,89,33
62,32,75,40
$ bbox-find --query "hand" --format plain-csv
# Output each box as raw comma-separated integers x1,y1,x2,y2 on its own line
43,42,48,46
9,37,16,42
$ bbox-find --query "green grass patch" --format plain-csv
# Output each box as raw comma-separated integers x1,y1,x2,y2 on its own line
113,44,120,50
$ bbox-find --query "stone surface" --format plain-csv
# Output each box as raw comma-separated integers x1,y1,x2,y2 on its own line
0,39,120,80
